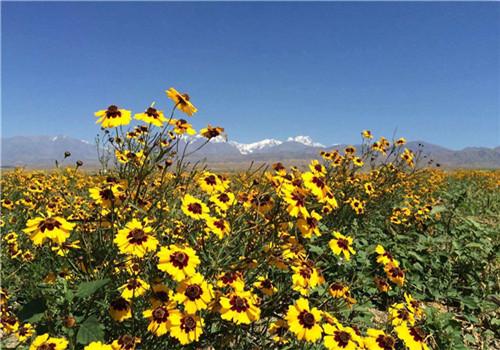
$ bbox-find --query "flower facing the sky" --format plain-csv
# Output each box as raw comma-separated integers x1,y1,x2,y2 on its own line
95,105,131,128
364,328,396,350
134,106,167,127
174,273,214,314
114,219,158,257
23,216,75,246
329,231,356,261
170,313,204,345
285,298,323,343
395,323,429,350
157,245,201,282
219,288,261,324
323,322,363,350
29,334,68,350
181,194,210,220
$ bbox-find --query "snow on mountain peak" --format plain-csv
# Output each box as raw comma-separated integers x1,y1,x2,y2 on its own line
229,139,282,155
287,136,325,148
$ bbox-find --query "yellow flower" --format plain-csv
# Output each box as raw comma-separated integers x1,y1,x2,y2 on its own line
309,159,327,175
362,130,373,139
375,245,396,266
23,216,75,246
282,185,309,218
364,182,375,196
29,334,68,350
396,137,407,146
364,328,396,350
269,319,289,344
328,282,349,298
169,313,204,345
109,297,132,322
150,284,175,308
210,191,235,211
389,303,415,326
157,245,201,282
15,323,35,343
200,125,225,139
253,276,278,296
302,172,329,200
134,106,167,127
114,219,158,257
169,118,196,135
111,335,140,350
181,194,210,220
95,105,131,128
115,150,145,166
347,197,365,215
119,277,149,300
216,271,244,289
205,217,231,239
285,297,323,342
297,211,322,238
173,273,214,314
291,261,324,296
84,342,113,350
395,323,429,350
166,88,198,116
219,288,261,324
329,232,356,261
198,172,225,194
401,148,415,167
143,302,180,337
323,322,362,350
1,313,19,334
384,263,405,286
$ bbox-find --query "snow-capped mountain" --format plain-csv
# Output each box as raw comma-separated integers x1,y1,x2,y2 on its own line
1,135,499,168
287,136,325,148
229,139,283,155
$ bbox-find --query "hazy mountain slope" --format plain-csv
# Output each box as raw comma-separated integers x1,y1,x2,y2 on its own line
1,135,499,169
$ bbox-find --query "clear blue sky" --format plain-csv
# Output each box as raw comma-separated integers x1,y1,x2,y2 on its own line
2,2,499,149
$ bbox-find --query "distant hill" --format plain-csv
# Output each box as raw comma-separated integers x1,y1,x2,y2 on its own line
1,135,499,169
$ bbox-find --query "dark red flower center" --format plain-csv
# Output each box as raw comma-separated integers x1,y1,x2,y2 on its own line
38,218,62,232
213,219,226,230
185,284,202,300
187,203,203,215
298,311,315,329
230,296,249,312
181,315,197,332
337,238,350,250
145,107,159,118
106,105,122,118
204,175,217,185
376,334,395,350
128,229,147,244
152,306,169,321
409,326,426,342
334,330,351,347
218,193,230,203
111,297,129,311
170,251,189,268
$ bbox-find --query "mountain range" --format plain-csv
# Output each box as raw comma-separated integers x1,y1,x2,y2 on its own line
1,135,499,169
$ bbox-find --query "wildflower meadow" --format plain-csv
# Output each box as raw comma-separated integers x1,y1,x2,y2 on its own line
1,88,499,350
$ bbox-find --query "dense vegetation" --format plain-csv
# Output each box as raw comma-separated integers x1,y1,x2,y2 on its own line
1,88,498,350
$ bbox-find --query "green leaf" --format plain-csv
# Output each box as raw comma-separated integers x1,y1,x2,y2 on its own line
76,315,105,345
308,245,324,255
76,279,110,298
431,205,447,215
17,298,46,322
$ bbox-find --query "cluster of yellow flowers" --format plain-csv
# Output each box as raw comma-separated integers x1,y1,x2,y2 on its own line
0,87,449,350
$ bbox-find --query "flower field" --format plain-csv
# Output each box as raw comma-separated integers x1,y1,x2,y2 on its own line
1,89,499,350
